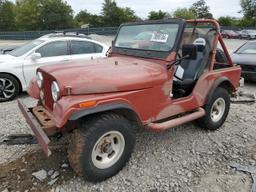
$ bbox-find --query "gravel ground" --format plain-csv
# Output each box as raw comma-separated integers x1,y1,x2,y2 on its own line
0,38,255,192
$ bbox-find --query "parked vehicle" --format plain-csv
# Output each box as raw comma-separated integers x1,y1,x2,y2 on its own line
238,30,256,39
232,40,256,81
221,30,239,39
0,33,109,102
18,19,241,182
0,45,20,54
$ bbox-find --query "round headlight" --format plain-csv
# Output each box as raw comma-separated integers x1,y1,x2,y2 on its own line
36,72,43,88
51,81,60,102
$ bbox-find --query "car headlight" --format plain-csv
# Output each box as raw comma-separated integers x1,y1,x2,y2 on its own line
51,81,60,102
36,72,43,88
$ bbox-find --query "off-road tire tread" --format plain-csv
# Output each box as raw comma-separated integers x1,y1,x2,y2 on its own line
197,87,230,130
67,113,136,182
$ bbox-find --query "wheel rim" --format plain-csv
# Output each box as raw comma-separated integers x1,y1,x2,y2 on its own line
0,78,15,100
210,98,226,122
91,131,125,169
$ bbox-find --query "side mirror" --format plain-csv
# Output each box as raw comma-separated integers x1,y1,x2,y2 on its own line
182,44,198,60
30,52,41,60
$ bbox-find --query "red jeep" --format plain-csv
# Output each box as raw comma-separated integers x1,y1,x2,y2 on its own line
18,19,241,182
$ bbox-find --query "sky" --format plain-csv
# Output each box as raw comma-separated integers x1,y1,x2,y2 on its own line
64,0,242,19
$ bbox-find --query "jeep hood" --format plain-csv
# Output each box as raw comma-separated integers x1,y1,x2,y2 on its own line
40,57,167,95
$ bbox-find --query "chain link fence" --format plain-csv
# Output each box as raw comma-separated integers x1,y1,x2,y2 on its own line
0,27,119,40
0,26,256,40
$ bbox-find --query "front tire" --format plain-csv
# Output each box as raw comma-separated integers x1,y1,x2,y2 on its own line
197,87,230,130
68,113,136,182
0,74,20,102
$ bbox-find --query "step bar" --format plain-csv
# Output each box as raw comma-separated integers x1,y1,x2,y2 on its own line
147,108,206,131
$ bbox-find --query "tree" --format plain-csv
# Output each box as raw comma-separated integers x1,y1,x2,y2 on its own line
0,0,16,31
148,10,168,20
119,7,138,23
75,10,103,27
173,8,196,20
240,0,256,26
101,0,138,27
240,0,256,18
238,17,255,26
15,0,42,30
40,0,74,30
75,10,91,26
87,15,104,27
218,16,234,26
190,0,213,19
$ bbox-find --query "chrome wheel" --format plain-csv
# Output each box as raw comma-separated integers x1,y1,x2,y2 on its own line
92,131,125,169
210,98,226,122
0,78,16,100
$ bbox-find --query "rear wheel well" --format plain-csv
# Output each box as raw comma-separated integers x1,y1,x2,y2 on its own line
0,72,22,93
218,80,235,95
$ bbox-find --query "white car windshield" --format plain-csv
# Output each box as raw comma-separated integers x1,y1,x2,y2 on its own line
236,42,256,54
9,40,44,57
115,23,179,52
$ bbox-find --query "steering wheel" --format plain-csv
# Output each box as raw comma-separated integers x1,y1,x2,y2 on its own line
207,28,217,35
167,52,182,70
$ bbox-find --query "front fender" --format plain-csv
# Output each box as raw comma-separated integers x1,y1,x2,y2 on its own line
69,103,136,121
51,91,146,128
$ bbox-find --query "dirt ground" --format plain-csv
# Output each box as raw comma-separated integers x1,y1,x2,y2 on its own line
0,38,255,192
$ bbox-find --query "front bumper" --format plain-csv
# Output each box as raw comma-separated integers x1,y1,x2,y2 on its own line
18,99,57,156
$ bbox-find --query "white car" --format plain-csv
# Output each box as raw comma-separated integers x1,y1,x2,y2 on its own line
238,30,256,39
0,33,109,102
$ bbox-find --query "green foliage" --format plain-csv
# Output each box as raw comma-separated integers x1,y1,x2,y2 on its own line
75,10,91,26
75,10,103,27
101,0,138,27
173,8,196,20
1,0,256,32
15,0,74,30
119,7,138,23
0,0,16,31
148,10,168,20
238,17,256,26
240,0,256,19
15,0,41,30
218,16,233,26
190,0,213,19
40,0,74,30
239,0,256,26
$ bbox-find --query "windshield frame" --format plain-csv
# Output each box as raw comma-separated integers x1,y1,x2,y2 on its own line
112,19,185,59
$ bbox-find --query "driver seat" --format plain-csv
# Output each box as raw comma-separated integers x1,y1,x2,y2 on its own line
173,37,208,96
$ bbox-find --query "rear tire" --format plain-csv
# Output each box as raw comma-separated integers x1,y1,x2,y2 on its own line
0,74,20,102
68,113,136,182
197,87,230,130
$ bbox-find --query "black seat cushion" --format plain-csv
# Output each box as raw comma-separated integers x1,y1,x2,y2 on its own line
173,39,209,96
173,78,196,95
